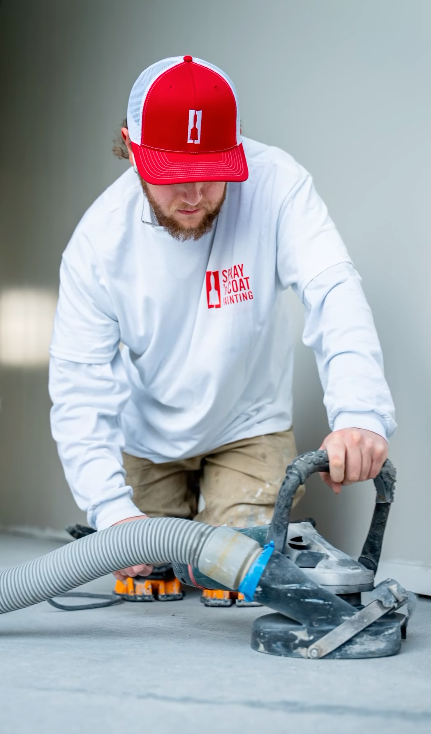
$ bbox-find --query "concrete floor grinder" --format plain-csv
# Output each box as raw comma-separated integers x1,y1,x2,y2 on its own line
173,450,411,659
0,450,412,660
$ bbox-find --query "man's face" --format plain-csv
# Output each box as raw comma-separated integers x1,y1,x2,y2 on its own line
121,127,226,241
141,179,226,241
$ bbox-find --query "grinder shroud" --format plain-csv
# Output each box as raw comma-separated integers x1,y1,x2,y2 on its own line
284,521,374,595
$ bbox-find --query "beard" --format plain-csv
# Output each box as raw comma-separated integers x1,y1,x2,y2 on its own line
140,179,226,241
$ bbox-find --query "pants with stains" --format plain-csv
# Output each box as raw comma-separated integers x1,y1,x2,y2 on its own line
123,429,305,528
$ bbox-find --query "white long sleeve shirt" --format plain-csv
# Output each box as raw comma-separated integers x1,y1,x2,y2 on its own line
49,137,396,529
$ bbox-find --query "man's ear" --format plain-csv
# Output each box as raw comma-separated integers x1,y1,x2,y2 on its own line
121,127,134,167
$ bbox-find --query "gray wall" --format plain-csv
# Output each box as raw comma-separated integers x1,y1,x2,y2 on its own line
0,1,430,588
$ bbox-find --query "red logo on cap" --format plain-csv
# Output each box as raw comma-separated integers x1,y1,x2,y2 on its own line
187,110,202,144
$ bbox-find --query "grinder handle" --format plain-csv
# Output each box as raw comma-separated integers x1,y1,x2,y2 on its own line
266,450,396,574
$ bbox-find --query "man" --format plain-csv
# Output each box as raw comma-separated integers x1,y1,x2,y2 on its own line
49,56,395,583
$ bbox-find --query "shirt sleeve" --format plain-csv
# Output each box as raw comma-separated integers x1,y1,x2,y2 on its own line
50,231,120,364
276,173,352,298
49,354,145,529
302,262,396,440
276,173,396,440
49,232,143,529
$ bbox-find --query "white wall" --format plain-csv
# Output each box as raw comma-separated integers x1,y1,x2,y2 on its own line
0,0,430,591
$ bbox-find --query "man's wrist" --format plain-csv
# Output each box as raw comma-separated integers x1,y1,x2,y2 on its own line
332,411,387,442
91,495,145,530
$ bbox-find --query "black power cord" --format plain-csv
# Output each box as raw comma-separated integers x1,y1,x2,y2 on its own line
47,592,123,611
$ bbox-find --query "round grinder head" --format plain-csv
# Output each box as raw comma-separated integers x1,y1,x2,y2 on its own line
251,612,404,659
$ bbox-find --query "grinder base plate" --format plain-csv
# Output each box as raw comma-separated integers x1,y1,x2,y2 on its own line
251,612,404,659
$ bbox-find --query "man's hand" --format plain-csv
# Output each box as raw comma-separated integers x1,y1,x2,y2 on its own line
320,428,388,494
112,515,154,582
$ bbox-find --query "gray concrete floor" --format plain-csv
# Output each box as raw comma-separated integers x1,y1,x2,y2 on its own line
0,533,430,734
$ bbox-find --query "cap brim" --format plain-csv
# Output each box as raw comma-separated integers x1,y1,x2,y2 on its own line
131,142,248,185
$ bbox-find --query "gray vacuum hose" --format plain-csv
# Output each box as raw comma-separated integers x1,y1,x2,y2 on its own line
0,518,261,615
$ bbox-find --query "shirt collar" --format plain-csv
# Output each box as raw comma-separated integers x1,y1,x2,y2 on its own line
141,191,157,226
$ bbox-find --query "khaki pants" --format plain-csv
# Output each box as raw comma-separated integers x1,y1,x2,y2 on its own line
123,429,304,528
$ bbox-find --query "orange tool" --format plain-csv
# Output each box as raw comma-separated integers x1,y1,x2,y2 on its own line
114,575,183,602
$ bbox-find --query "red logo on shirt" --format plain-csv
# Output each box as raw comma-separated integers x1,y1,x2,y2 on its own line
206,264,253,309
222,263,253,306
206,270,221,308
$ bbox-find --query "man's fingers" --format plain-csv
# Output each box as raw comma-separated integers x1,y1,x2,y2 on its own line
359,448,372,482
113,571,125,581
344,444,362,484
126,564,153,577
112,563,153,582
370,457,383,480
326,442,346,485
130,564,153,576
110,518,153,582
320,439,345,492
319,471,331,486
370,442,388,478
319,471,342,494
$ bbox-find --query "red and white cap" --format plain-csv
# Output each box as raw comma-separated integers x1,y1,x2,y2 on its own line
127,55,248,185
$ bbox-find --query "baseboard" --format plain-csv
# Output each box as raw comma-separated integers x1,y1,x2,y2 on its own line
0,524,71,543
376,560,431,597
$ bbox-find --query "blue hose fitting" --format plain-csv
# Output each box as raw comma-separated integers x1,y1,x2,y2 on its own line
238,541,275,602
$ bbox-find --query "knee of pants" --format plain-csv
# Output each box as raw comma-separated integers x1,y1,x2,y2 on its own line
195,483,305,528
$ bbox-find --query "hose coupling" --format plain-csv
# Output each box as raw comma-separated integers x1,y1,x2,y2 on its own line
198,526,262,590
